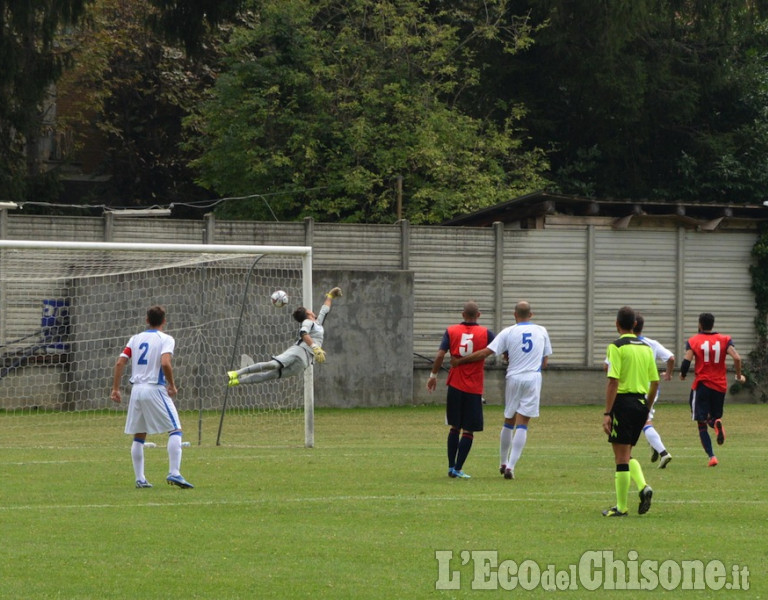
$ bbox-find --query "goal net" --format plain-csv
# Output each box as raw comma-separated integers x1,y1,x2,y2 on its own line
0,240,314,448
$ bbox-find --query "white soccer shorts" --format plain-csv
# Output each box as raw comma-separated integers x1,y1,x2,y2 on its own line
124,384,181,435
503,372,542,419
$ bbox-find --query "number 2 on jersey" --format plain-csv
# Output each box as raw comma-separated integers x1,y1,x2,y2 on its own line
138,342,150,365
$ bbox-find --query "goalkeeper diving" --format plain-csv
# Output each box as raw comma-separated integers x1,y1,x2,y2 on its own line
227,287,342,386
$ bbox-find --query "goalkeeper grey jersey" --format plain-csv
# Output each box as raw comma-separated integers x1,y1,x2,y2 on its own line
298,304,330,350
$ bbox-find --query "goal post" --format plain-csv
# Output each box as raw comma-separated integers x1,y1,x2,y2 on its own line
0,240,315,448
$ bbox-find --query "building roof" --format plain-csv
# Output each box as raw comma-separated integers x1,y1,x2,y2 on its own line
441,190,768,230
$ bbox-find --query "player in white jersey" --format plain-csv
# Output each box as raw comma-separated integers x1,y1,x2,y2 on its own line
227,287,342,386
634,315,675,468
452,301,552,479
110,305,193,489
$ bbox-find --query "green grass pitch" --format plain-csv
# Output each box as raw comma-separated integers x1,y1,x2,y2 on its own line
0,403,766,599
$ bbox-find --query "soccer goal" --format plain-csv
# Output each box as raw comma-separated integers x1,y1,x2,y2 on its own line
0,240,315,448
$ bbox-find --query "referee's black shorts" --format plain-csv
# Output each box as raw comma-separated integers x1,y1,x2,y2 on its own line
607,393,649,446
446,385,484,432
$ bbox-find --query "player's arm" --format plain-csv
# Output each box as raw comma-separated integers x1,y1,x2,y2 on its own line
302,331,326,363
450,347,495,367
727,345,746,383
161,352,177,396
427,349,447,392
325,287,342,308
663,355,675,381
679,348,694,380
110,355,128,403
314,288,341,326
603,377,619,434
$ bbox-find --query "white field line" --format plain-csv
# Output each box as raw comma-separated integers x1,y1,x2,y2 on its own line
0,493,764,513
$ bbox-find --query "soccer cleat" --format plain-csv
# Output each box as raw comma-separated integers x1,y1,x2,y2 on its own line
504,468,514,480
499,464,507,475
166,473,194,488
227,371,239,387
714,419,725,445
638,485,653,515
448,468,457,478
650,449,659,463
451,469,471,479
135,479,153,488
708,456,719,467
602,506,628,517
658,453,672,469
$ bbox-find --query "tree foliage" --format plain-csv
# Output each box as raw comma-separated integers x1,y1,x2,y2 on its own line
503,0,768,202
146,0,244,55
55,0,224,209
0,0,90,201
11,0,768,221
748,222,768,401
188,0,548,223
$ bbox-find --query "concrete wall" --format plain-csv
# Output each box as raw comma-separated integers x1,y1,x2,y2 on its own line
313,270,414,407
412,365,760,408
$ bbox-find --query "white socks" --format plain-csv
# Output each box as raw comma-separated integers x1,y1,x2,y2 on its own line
643,425,665,454
167,434,182,476
499,424,514,466
131,440,146,482
507,426,528,470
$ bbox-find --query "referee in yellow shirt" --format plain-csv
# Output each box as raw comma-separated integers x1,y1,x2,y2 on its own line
602,306,659,517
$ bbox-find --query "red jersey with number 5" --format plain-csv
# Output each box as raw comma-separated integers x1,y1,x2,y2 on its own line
686,332,733,393
443,323,493,394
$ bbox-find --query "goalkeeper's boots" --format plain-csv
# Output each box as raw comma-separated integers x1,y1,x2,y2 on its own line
227,371,240,387
167,473,194,489
602,506,628,517
135,479,153,489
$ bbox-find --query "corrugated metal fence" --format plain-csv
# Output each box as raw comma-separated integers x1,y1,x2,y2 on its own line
0,212,758,367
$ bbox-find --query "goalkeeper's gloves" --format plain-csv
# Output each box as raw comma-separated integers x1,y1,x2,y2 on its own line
311,343,326,363
326,287,343,299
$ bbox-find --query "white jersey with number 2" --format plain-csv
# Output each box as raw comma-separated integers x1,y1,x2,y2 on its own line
121,329,175,385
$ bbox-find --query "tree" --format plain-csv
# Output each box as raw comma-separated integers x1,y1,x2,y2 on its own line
188,0,549,223
0,0,90,202
55,0,225,210
147,0,244,55
501,0,768,202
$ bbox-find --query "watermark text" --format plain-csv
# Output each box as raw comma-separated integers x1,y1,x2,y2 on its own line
435,550,750,591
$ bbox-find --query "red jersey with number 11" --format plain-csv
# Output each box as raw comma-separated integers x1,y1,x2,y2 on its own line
444,323,493,394
686,332,734,393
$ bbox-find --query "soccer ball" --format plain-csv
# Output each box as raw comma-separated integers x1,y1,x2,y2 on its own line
270,290,289,308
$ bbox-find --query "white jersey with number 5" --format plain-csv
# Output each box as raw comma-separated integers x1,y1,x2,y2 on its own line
489,321,552,377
